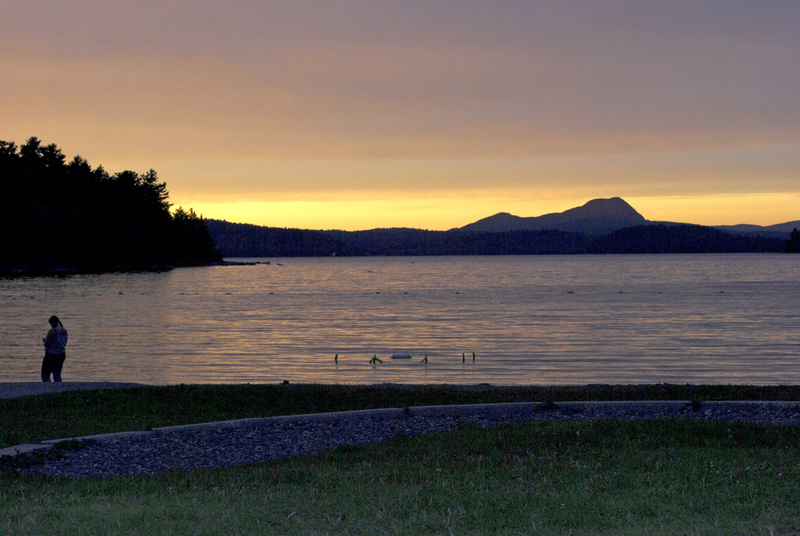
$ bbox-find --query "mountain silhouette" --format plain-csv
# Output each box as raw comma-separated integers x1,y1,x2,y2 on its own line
206,196,795,257
457,197,646,235
712,221,800,238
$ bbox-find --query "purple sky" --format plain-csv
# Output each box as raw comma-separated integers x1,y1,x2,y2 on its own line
3,1,798,229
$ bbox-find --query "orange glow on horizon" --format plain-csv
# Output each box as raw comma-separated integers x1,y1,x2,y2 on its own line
183,193,799,232
3,3,799,235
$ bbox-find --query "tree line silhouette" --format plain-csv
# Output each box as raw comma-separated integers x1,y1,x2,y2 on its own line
206,220,789,257
788,228,800,253
1,137,221,275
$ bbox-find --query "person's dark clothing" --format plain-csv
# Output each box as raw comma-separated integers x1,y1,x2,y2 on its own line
41,352,66,382
42,323,68,382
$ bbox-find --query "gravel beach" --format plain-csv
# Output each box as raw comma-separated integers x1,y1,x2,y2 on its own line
4,383,800,479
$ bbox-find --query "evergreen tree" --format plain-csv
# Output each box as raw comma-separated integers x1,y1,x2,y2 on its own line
0,136,221,274
788,228,800,253
171,207,222,265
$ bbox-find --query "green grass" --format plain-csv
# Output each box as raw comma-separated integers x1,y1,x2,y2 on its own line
3,383,800,449
2,384,800,534
3,418,800,535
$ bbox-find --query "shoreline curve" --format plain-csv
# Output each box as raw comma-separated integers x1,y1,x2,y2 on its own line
0,382,149,399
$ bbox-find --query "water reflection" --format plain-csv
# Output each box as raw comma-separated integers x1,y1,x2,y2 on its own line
1,254,799,385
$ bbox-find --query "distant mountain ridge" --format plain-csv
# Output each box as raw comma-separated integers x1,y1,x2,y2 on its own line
712,222,800,238
458,197,799,238
206,197,797,257
456,197,646,235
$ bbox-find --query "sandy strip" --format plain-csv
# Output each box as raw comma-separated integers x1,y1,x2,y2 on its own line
0,382,148,399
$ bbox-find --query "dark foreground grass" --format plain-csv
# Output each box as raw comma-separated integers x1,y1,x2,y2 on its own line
2,418,800,535
2,384,800,534
3,383,800,449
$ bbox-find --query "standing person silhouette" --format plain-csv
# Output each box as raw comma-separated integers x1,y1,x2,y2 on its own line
42,315,68,382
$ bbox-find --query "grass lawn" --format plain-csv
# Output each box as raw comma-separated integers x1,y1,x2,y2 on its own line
2,384,800,535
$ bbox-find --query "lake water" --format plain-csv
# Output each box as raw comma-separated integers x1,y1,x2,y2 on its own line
1,254,799,386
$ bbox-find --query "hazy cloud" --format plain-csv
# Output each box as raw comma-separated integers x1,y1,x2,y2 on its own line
2,1,798,228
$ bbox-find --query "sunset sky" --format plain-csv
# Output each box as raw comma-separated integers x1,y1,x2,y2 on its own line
2,1,798,230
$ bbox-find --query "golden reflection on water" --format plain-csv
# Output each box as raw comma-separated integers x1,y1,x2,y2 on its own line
1,255,799,385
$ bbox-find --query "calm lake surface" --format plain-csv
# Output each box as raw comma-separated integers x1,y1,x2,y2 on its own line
2,254,799,385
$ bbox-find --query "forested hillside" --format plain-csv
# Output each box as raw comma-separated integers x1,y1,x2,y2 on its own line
1,137,221,274
205,220,351,257
207,220,788,257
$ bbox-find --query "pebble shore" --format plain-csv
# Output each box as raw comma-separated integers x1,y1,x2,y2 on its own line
14,400,800,479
